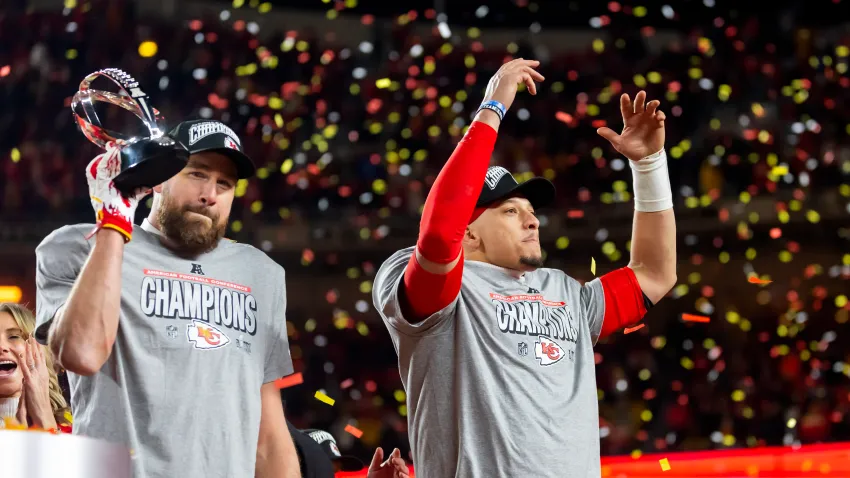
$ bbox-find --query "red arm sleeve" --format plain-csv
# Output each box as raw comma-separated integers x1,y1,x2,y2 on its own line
401,121,498,320
598,267,649,340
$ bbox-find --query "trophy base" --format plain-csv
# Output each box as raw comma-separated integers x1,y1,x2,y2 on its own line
112,136,189,195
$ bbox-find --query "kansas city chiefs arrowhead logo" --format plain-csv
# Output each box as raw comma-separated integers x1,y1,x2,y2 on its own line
187,320,230,350
534,335,564,366
224,137,239,150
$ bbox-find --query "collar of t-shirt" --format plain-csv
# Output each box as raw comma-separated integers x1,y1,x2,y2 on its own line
141,218,163,237
467,259,526,281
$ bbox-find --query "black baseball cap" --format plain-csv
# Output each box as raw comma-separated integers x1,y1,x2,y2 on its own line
476,165,556,209
168,119,256,179
287,421,364,477
302,429,364,472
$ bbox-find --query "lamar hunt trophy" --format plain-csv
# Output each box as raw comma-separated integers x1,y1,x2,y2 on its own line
71,68,188,195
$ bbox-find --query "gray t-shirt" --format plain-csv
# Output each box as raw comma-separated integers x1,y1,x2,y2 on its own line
35,221,293,478
373,247,606,478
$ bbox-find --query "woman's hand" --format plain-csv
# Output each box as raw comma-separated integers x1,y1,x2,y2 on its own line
19,338,57,429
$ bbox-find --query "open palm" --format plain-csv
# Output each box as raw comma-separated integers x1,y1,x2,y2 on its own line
597,90,666,161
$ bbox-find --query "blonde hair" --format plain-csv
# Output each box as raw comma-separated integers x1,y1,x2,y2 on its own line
0,303,71,426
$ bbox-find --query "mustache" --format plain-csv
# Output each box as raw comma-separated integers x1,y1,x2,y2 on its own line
183,205,217,220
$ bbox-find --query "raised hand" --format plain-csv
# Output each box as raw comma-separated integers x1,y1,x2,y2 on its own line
367,448,410,478
18,338,56,429
596,90,666,161
482,58,545,112
85,142,150,242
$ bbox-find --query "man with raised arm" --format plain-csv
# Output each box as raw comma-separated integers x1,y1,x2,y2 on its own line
372,59,677,477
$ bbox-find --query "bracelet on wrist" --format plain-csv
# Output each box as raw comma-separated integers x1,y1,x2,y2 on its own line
477,100,506,122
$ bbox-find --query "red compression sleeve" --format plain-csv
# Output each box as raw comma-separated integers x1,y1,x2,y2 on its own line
401,121,497,320
599,267,648,339
402,253,465,320
416,121,498,263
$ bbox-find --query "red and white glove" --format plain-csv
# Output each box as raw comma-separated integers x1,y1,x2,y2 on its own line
85,143,148,242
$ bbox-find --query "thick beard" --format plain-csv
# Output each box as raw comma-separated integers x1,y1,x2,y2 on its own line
519,255,544,269
157,194,226,256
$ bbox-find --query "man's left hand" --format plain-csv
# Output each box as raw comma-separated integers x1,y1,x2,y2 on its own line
596,90,666,161
366,448,410,478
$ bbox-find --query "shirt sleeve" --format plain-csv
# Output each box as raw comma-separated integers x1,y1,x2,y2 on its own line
34,226,92,344
263,265,294,383
372,247,458,338
579,277,606,344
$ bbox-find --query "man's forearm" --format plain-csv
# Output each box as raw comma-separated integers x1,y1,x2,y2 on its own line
50,229,125,375
255,441,300,478
629,208,677,302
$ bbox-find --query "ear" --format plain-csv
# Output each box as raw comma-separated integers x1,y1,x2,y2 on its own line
153,183,165,194
462,227,480,250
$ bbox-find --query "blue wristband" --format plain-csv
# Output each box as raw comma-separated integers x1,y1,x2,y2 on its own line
478,100,506,121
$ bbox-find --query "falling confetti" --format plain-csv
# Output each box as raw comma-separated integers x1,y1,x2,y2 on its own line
624,324,645,334
591,257,597,276
275,372,304,389
660,458,671,471
344,424,364,438
682,313,711,323
315,391,336,406
747,276,772,285
555,111,573,124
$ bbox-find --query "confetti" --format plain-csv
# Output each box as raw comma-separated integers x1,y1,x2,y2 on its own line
747,276,772,285
314,391,336,406
555,111,573,124
624,324,645,334
682,313,711,323
591,257,596,276
340,378,354,389
660,458,671,471
344,424,364,438
274,372,303,389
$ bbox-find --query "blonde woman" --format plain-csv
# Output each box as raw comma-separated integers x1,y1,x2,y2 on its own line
0,302,71,431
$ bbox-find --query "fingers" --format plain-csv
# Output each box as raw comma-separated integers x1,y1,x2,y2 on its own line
646,99,660,116
524,66,545,82
505,58,540,68
369,447,384,470
27,338,37,371
596,127,620,144
633,90,647,113
655,110,666,123
521,73,537,95
19,347,30,381
619,93,632,119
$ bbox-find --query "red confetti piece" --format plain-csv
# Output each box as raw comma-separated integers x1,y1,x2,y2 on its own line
624,324,645,334
555,111,573,124
274,372,303,389
344,425,363,438
682,313,710,323
748,276,772,285
340,378,354,389
567,209,585,219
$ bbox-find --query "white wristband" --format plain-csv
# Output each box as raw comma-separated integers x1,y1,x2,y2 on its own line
630,149,673,212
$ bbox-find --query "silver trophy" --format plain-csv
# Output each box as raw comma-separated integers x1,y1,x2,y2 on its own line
72,68,188,194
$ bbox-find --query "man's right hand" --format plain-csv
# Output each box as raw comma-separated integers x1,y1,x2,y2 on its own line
482,58,545,111
85,143,148,242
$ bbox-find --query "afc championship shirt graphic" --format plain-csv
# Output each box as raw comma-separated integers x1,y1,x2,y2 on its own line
140,268,259,349
490,292,579,365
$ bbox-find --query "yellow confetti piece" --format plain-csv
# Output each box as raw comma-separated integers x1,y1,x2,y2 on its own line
591,257,596,276
659,458,671,471
64,410,74,424
770,165,789,176
314,391,335,406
